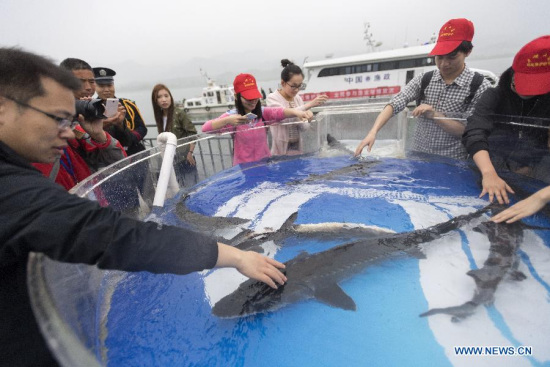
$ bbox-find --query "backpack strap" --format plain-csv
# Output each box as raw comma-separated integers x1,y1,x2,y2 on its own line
463,72,484,105
416,70,484,107
416,70,434,106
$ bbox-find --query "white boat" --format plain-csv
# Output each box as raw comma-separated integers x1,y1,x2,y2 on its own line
181,75,235,114
300,43,498,103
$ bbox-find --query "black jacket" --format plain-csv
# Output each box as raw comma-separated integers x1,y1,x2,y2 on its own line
462,67,550,167
0,141,217,366
104,98,148,156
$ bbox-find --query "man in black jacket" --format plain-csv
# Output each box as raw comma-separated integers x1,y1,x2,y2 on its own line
0,47,286,366
463,35,550,204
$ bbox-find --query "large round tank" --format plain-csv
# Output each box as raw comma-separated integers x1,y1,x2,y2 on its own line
28,107,550,366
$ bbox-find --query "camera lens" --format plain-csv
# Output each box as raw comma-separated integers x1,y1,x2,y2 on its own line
74,99,105,120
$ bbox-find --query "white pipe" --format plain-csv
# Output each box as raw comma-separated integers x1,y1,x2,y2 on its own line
153,132,179,207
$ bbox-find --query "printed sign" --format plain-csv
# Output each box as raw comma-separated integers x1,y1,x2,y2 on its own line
300,86,401,101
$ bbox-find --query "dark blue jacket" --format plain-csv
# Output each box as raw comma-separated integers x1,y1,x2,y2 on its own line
463,67,550,168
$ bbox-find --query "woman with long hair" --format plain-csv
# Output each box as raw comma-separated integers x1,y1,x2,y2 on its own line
267,59,328,155
151,83,198,187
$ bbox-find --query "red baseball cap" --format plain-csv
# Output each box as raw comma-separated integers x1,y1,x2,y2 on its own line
512,35,550,96
429,18,474,56
233,73,262,100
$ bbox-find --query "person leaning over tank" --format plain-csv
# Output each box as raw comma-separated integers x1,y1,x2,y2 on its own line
93,66,148,156
355,18,491,160
267,59,328,156
202,73,313,166
0,47,287,367
462,35,550,204
32,58,127,190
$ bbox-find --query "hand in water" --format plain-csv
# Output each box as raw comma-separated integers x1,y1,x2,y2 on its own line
491,186,550,223
355,131,376,156
480,171,514,204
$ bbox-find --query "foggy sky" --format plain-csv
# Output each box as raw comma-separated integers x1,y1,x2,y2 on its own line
1,0,548,89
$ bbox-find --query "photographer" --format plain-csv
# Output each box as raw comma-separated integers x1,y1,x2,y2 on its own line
59,58,95,99
32,58,126,190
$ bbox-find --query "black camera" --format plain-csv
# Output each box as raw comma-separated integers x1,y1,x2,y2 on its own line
74,99,105,120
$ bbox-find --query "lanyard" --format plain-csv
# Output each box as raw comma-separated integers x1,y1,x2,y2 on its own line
59,148,78,184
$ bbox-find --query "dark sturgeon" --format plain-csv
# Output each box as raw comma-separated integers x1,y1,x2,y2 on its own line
326,133,355,155
176,195,392,249
231,212,395,251
212,205,492,318
175,194,250,234
420,205,533,321
287,160,379,185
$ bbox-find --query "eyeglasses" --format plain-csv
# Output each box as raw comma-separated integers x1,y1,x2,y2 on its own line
3,95,77,130
285,82,304,90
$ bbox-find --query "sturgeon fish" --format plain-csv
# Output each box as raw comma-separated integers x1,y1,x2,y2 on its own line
420,205,536,321
326,133,355,155
175,194,250,234
287,160,379,185
176,195,394,249
212,205,491,318
231,212,395,251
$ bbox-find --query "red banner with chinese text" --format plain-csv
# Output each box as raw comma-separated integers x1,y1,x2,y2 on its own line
300,86,401,101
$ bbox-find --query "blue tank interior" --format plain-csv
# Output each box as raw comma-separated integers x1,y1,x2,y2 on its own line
28,107,550,366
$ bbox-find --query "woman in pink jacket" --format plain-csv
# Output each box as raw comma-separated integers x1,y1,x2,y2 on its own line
202,73,312,166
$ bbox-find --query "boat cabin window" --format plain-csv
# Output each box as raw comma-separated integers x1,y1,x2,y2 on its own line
188,102,194,106
195,101,202,106
399,59,416,69
317,57,435,77
379,61,397,71
358,64,371,73
207,92,214,97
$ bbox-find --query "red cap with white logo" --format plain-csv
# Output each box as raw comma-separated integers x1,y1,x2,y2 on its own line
233,73,262,100
429,18,474,56
512,35,550,96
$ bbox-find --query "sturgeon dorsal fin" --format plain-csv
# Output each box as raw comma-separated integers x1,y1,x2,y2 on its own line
314,284,356,311
281,212,298,230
